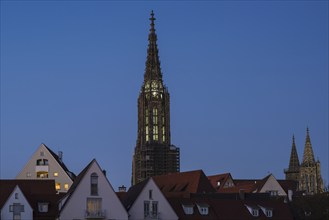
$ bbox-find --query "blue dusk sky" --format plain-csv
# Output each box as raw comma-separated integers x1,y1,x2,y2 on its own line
1,1,328,189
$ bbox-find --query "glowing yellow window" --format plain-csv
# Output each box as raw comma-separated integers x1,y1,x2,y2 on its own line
55,183,61,191
64,184,69,191
54,172,58,177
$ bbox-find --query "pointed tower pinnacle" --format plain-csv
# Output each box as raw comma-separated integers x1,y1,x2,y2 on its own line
288,135,300,171
302,127,315,165
144,10,163,84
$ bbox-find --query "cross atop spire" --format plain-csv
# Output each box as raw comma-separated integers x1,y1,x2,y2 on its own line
150,10,155,32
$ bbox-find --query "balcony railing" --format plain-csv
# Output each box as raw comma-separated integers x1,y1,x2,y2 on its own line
35,165,49,172
144,212,160,220
85,210,106,219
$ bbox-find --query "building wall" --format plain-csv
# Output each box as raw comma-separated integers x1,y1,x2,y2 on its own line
259,175,287,196
60,161,128,220
1,186,33,220
128,178,178,220
16,144,73,193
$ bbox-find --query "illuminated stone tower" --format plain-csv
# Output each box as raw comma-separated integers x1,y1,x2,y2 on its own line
132,11,180,185
298,128,323,194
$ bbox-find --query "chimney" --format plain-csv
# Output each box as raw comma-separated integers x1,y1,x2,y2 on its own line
239,189,245,200
58,151,63,162
102,170,107,176
119,185,127,192
288,190,293,202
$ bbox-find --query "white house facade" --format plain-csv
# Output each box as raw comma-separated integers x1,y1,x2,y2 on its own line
0,185,33,220
16,143,75,193
59,159,128,220
124,178,178,220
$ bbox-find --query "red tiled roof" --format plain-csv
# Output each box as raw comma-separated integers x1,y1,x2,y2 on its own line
0,180,63,220
153,170,216,198
278,180,298,193
208,173,233,191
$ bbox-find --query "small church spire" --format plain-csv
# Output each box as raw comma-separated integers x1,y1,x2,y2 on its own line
288,134,300,172
302,127,315,165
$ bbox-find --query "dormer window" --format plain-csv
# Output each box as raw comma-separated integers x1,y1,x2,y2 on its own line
38,202,49,213
259,205,273,218
196,203,209,216
182,204,194,215
245,205,259,217
91,173,98,195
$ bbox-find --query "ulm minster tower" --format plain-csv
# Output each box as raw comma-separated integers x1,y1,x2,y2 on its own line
132,11,180,185
284,128,323,194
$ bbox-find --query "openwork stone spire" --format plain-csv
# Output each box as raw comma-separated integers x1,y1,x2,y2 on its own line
144,10,163,84
302,127,315,165
288,135,300,171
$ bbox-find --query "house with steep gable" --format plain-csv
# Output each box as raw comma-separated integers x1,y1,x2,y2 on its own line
58,159,128,220
122,177,178,220
16,143,75,193
0,184,33,220
0,179,61,220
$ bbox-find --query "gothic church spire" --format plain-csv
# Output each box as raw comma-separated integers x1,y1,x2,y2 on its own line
288,135,300,171
302,127,315,165
144,10,163,84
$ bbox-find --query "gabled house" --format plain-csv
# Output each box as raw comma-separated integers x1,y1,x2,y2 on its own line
16,143,75,193
208,173,235,191
153,170,216,198
213,174,287,196
0,184,33,220
58,159,128,220
0,180,62,220
122,178,178,220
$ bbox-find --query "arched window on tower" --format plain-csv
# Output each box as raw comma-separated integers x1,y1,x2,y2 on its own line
145,109,149,142
153,108,158,141
310,175,315,193
305,174,309,193
91,173,98,195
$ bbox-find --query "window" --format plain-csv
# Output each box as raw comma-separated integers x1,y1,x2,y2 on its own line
252,209,259,217
182,204,194,215
149,190,153,199
91,173,98,195
162,126,165,142
146,126,149,142
196,203,209,215
9,203,24,220
153,108,158,141
266,209,273,217
55,183,61,191
26,172,31,178
15,193,19,199
40,151,44,156
86,198,103,218
144,201,150,217
64,183,69,191
37,171,48,178
36,159,48,165
54,172,59,177
38,203,49,213
152,201,158,217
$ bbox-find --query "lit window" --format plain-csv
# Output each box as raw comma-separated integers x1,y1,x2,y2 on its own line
38,203,49,213
182,204,194,215
55,183,61,191
86,198,103,218
37,171,48,178
64,183,69,191
54,172,59,177
91,173,98,195
146,126,149,142
162,126,165,142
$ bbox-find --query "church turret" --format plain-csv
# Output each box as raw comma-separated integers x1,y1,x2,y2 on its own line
132,11,180,185
284,135,300,181
301,127,315,165
298,127,323,194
